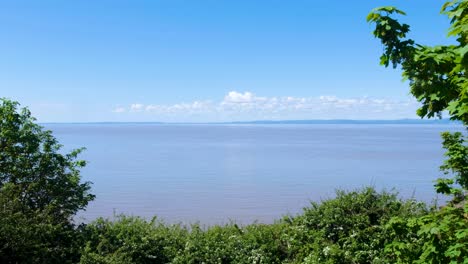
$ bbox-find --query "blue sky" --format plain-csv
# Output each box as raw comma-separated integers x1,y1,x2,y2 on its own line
0,0,453,122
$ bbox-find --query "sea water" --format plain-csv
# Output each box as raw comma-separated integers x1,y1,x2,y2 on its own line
45,124,463,224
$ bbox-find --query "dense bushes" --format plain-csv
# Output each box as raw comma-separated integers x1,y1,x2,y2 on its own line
80,216,187,264
0,198,84,263
286,188,427,263
80,215,291,263
77,188,466,264
78,188,428,264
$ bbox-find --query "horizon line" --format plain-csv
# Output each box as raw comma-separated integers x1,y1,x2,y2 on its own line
38,118,461,125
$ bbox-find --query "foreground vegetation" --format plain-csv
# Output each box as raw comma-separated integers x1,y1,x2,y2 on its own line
80,188,429,264
1,0,467,263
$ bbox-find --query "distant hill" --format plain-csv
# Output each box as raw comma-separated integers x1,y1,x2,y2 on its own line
41,119,462,125
227,119,461,125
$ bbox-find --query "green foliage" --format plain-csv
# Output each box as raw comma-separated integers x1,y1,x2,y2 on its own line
82,216,291,263
80,215,187,264
436,132,468,203
366,6,413,69
384,131,468,263
287,187,427,264
171,222,290,263
0,99,95,219
368,1,468,125
368,1,468,263
78,188,426,264
0,98,95,263
385,204,468,263
416,206,468,263
0,197,84,263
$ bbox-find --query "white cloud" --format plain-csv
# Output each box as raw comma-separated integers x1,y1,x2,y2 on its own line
130,103,144,112
223,91,258,103
112,91,420,121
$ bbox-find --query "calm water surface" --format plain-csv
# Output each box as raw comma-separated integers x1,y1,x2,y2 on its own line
46,124,463,225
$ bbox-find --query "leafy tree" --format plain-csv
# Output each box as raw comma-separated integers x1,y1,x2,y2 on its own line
368,1,468,262
367,2,467,124
367,0,468,202
0,98,95,263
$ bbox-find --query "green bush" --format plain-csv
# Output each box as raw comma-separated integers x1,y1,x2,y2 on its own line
79,188,427,264
286,187,427,264
172,222,290,264
0,198,83,263
80,215,187,264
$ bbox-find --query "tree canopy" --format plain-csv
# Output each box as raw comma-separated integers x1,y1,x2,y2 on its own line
0,98,95,263
0,99,94,220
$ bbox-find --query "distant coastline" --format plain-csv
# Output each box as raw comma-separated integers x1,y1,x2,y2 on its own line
40,119,462,125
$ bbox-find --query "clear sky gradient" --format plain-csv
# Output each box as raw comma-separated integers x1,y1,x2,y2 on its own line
1,0,453,122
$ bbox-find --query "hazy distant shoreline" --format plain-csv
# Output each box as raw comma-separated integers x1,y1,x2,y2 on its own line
40,119,461,125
